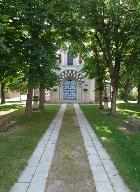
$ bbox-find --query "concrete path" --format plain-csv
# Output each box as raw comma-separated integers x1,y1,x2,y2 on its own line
45,105,96,192
74,104,130,192
10,104,66,192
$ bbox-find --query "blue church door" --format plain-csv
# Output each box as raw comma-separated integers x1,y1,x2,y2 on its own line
63,79,77,100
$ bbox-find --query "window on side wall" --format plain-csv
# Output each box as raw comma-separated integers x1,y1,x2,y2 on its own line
67,52,73,65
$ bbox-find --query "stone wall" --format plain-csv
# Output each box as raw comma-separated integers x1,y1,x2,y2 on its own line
5,92,20,99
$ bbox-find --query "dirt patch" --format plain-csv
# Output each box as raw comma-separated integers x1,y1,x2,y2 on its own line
0,124,28,136
45,105,96,192
119,126,140,134
119,118,140,134
101,109,111,114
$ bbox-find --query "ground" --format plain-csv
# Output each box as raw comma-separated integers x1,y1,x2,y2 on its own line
45,105,95,192
0,103,60,192
80,102,140,192
0,101,139,192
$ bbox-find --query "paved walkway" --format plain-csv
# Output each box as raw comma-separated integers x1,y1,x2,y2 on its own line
45,105,95,192
74,104,130,192
10,104,130,192
10,104,66,192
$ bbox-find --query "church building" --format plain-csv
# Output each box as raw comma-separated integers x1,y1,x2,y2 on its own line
46,51,96,103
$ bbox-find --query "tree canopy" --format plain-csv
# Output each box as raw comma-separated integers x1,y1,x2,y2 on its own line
76,0,140,114
0,0,140,116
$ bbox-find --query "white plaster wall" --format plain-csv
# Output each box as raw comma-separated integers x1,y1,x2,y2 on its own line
85,79,96,103
47,51,96,103
61,52,65,66
59,51,84,67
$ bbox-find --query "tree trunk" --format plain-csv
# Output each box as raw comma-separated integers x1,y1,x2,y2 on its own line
110,86,118,115
99,90,103,109
137,80,140,104
39,85,46,110
25,82,33,117
1,82,6,104
109,58,120,115
124,82,129,103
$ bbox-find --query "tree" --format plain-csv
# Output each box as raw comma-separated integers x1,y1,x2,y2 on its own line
0,1,23,104
1,0,85,116
37,48,59,110
137,70,140,104
39,72,59,110
131,64,140,104
5,0,60,117
119,40,139,102
17,0,83,116
0,30,11,104
0,18,9,104
80,0,140,115
82,42,107,108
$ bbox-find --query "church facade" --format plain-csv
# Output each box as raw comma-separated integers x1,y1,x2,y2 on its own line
46,51,96,103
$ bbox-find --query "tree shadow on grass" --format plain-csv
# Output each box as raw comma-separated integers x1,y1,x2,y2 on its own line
117,103,140,113
117,103,140,120
0,104,24,111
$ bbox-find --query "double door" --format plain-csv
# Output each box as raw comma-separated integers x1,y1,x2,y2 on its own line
63,79,77,100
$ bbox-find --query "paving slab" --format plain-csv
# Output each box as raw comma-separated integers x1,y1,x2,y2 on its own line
10,104,66,192
95,181,114,192
86,146,98,155
18,166,37,183
102,159,118,176
91,165,109,182
27,175,47,192
74,104,130,192
10,183,29,192
88,154,102,166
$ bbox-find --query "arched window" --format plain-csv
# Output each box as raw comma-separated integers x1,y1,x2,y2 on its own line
67,52,73,65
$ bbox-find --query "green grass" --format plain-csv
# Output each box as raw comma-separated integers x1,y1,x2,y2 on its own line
0,104,23,111
80,103,140,192
0,105,60,192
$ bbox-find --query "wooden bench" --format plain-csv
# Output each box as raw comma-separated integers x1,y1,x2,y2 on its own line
123,118,140,132
0,117,16,132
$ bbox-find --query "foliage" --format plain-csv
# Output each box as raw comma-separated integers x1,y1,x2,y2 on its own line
4,76,27,93
79,0,140,114
82,43,107,94
0,0,140,111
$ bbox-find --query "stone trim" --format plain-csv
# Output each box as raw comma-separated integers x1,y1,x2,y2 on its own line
59,70,85,84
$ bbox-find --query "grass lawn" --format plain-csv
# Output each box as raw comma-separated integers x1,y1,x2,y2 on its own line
0,104,60,192
80,103,140,192
0,102,24,118
0,103,23,111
